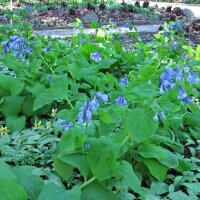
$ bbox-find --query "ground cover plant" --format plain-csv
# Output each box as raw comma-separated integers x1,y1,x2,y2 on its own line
0,18,200,199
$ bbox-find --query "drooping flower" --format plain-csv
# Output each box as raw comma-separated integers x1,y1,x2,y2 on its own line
46,121,52,129
182,66,190,73
51,108,57,117
115,96,128,108
57,119,73,132
153,113,158,122
173,66,182,81
177,87,187,99
123,23,129,29
183,96,193,104
159,111,166,120
80,38,86,45
172,41,179,50
34,121,42,129
119,77,129,87
159,68,176,94
90,52,102,63
77,92,108,124
187,71,199,84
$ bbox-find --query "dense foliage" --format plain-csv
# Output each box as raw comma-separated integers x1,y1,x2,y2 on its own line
0,19,200,199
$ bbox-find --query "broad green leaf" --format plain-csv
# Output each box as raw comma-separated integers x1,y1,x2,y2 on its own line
0,96,24,117
81,182,118,200
139,144,179,168
22,96,35,116
13,166,44,200
117,160,143,195
33,76,68,111
126,108,158,143
0,179,27,200
88,137,120,181
176,158,196,172
37,183,81,200
58,153,89,181
54,158,73,181
167,191,188,200
142,158,168,181
55,126,85,154
0,160,16,180
131,84,158,98
6,115,26,132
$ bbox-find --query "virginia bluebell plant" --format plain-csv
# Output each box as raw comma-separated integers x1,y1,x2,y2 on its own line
178,87,193,104
90,52,102,63
2,36,32,61
187,71,199,84
80,38,86,45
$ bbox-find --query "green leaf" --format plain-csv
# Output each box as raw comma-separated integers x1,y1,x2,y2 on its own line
117,160,143,195
13,166,44,200
38,183,81,200
54,158,73,181
81,182,118,200
6,115,26,132
142,158,168,181
0,96,24,117
55,126,85,154
0,160,16,180
195,45,200,61
0,179,27,200
182,183,200,193
33,77,68,111
58,153,89,181
167,191,188,200
88,137,120,181
131,83,158,98
139,144,179,168
126,108,158,143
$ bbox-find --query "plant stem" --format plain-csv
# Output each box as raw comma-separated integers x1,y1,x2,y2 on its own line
65,96,74,109
37,50,55,75
122,134,131,146
80,177,96,190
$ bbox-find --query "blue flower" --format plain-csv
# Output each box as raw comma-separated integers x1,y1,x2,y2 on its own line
57,119,73,132
173,66,182,81
153,113,158,121
48,76,52,83
80,38,86,45
2,36,32,61
84,142,90,149
115,96,128,108
183,96,193,104
25,4,32,12
159,111,166,120
182,66,190,73
178,87,187,99
159,68,176,94
96,92,108,102
172,41,178,50
90,52,102,63
119,77,129,87
187,71,199,84
171,21,184,33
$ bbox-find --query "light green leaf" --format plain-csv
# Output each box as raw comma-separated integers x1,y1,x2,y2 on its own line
117,160,143,195
6,115,26,132
0,179,27,200
88,137,120,181
37,183,81,200
126,108,158,143
0,160,16,180
81,182,118,200
142,158,168,181
139,144,179,168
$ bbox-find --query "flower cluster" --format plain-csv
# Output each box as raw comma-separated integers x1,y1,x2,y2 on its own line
77,92,108,124
159,66,199,104
2,36,32,61
119,77,129,87
57,119,73,132
115,96,128,108
178,87,193,104
164,21,184,36
90,52,102,63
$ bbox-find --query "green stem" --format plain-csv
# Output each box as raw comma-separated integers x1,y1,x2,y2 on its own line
65,96,74,109
37,50,55,75
80,177,96,190
122,134,131,146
